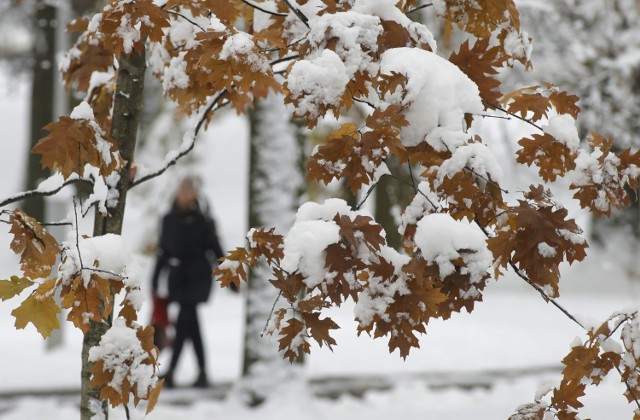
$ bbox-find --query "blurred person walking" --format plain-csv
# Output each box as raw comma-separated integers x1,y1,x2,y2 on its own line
151,177,224,388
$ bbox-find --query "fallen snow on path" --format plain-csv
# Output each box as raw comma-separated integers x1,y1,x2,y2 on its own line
0,374,633,419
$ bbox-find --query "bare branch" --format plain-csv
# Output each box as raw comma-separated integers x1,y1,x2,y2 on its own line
129,89,228,188
260,290,284,338
356,178,381,211
73,196,85,270
483,100,544,132
0,177,84,209
349,86,375,109
283,0,310,28
166,10,205,32
508,260,585,329
406,3,433,15
270,54,300,66
0,218,72,227
617,365,640,412
474,220,586,330
241,0,288,17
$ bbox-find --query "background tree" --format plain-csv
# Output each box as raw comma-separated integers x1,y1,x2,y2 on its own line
3,1,640,419
242,93,305,405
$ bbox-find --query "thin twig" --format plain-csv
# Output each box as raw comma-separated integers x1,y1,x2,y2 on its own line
406,3,433,14
283,0,310,28
0,178,84,208
356,179,381,211
83,267,128,280
260,34,308,53
166,10,206,32
603,313,637,341
73,197,85,270
260,290,284,337
0,218,72,227
241,0,287,16
130,89,228,188
508,260,585,329
473,113,511,121
475,219,586,330
349,86,375,109
387,172,440,211
462,167,510,194
408,160,418,192
616,365,640,412
483,100,544,132
270,54,300,66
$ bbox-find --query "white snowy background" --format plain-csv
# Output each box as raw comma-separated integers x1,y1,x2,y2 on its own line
0,57,638,419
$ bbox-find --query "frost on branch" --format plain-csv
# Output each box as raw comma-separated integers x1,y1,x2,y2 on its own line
89,318,163,413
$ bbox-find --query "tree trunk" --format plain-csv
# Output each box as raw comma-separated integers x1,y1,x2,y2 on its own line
374,158,412,250
24,0,56,221
242,93,304,405
80,47,146,420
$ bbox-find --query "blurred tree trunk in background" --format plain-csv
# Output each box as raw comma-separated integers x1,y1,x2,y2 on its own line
243,94,305,405
23,0,56,220
374,158,413,250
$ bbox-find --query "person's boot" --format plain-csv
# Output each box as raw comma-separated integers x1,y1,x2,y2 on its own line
192,370,208,388
160,370,175,389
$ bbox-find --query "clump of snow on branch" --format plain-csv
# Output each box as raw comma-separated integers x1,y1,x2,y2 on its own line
306,11,383,77
437,143,504,186
415,213,491,283
378,48,483,148
281,218,342,289
58,234,143,308
543,114,580,152
220,32,271,73
354,246,410,327
88,318,159,397
352,0,436,51
287,50,349,120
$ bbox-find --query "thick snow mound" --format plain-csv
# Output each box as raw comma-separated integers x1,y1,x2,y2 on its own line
415,213,491,283
379,48,483,148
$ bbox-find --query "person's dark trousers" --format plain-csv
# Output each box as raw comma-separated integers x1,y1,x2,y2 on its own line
164,303,208,387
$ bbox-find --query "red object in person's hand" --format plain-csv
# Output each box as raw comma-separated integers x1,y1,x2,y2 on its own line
151,294,170,328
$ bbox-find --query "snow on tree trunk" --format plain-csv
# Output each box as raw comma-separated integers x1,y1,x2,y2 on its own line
242,93,304,404
80,48,146,420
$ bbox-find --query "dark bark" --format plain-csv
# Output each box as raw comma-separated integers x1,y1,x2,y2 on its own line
23,1,55,221
80,47,146,420
374,158,412,250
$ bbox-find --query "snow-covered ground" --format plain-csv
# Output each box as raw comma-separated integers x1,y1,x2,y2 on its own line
0,69,639,420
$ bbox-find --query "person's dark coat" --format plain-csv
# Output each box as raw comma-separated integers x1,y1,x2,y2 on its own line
151,203,224,304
